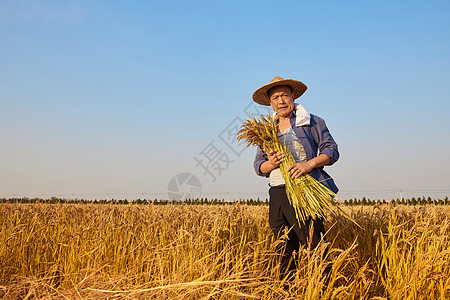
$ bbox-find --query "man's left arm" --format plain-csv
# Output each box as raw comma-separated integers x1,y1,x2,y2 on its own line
287,153,330,179
313,116,339,165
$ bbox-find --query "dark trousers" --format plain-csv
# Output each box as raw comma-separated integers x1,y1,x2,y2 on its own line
269,185,327,273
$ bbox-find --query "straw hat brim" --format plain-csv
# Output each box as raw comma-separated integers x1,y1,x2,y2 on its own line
252,78,307,106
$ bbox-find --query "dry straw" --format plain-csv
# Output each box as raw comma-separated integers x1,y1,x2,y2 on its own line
237,113,351,224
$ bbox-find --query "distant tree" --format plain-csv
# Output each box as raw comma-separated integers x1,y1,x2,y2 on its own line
361,197,367,206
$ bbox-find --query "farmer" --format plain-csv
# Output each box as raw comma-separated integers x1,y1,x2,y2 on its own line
252,76,339,274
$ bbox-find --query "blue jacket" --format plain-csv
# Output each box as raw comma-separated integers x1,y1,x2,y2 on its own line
253,113,339,193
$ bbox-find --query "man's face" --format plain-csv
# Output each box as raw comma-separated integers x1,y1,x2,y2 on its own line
268,85,295,118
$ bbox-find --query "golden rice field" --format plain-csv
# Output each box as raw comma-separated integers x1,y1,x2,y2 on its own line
1,203,450,299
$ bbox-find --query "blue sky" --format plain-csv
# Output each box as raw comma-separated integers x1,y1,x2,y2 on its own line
1,0,449,200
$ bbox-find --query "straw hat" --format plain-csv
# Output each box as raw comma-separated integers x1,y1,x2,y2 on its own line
252,76,307,106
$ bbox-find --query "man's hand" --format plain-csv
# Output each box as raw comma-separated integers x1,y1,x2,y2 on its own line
287,161,314,179
267,149,285,168
260,149,285,174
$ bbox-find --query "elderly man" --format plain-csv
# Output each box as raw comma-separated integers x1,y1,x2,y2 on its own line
252,76,339,273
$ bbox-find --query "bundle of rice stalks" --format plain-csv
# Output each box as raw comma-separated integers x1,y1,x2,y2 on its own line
237,113,349,224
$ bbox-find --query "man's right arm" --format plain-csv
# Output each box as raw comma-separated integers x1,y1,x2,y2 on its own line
260,149,285,173
253,147,285,177
253,146,269,177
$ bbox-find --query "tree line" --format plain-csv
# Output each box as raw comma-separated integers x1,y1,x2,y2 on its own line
1,196,449,206
343,196,449,206
0,197,268,205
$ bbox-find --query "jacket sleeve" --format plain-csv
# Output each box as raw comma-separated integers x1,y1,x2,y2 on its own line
253,145,270,177
310,115,339,165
